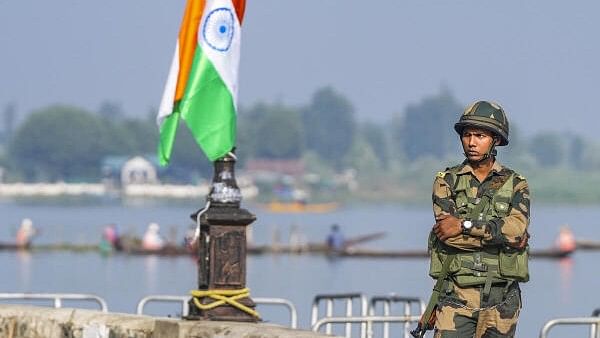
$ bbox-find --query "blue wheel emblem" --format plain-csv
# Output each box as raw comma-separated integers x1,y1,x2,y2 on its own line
202,8,235,52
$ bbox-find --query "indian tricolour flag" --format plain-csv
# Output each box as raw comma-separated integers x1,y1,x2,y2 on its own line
157,0,245,165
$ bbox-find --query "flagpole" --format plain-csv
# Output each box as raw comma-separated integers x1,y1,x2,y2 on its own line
187,149,259,322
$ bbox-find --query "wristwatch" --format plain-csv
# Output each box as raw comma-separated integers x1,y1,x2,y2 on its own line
461,220,473,234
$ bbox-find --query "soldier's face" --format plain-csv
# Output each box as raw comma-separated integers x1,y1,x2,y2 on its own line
461,127,496,162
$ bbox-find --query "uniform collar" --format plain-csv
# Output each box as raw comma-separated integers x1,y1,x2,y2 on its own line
457,159,505,176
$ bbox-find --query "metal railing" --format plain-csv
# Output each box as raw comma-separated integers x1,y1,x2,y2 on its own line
313,315,421,338
369,295,425,338
136,295,189,318
0,293,108,312
539,317,600,338
254,297,298,329
136,295,297,328
311,293,368,338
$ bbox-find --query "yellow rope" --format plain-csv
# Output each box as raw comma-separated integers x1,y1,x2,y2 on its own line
190,288,260,318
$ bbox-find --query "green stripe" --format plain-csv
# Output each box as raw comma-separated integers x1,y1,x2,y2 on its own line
157,109,181,166
179,46,236,162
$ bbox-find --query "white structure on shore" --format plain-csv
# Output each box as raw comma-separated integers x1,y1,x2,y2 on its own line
0,181,258,199
0,156,258,199
120,156,158,186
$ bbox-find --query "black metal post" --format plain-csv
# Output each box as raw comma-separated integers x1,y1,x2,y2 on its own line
187,152,258,322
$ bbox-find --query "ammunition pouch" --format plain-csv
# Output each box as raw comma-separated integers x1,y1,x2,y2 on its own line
429,237,529,285
499,245,529,282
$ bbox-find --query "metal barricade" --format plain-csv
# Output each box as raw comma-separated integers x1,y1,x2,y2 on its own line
136,295,297,328
254,297,298,329
136,295,189,318
539,317,600,338
311,293,368,338
369,295,425,338
312,315,421,338
0,293,108,312
592,309,600,338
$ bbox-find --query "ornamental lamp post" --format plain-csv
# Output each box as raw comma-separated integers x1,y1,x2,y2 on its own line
186,151,259,322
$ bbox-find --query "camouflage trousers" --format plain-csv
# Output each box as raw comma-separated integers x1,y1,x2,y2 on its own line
434,282,521,338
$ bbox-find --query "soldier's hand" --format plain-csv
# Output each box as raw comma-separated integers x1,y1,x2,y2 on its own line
434,214,462,241
509,233,529,250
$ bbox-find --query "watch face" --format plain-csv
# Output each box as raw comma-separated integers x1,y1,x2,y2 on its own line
463,220,473,229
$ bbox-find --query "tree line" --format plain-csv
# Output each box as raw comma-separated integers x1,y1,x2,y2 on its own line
0,87,597,184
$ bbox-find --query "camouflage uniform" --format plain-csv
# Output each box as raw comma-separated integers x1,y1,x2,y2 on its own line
431,160,530,338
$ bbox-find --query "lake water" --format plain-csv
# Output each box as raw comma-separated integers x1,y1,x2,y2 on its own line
1,200,599,337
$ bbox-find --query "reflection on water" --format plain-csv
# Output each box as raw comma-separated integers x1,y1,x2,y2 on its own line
144,255,159,293
558,257,574,304
16,250,31,290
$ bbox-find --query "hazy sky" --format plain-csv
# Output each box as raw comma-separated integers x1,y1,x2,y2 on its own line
1,1,600,140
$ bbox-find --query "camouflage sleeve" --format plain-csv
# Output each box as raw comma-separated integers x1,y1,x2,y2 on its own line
432,175,456,217
432,175,483,250
479,177,530,246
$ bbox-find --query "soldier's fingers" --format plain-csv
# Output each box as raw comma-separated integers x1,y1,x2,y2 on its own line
435,214,449,221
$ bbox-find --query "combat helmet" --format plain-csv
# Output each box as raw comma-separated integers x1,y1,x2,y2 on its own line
454,101,509,146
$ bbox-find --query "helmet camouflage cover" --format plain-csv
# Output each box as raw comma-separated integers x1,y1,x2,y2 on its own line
454,101,509,146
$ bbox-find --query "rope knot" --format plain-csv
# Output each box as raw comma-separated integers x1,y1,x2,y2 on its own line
190,288,260,318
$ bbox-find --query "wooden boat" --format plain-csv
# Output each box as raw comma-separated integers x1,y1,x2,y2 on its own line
575,239,600,250
249,246,570,259
120,244,191,256
0,242,21,250
0,233,577,260
0,242,97,252
262,201,339,213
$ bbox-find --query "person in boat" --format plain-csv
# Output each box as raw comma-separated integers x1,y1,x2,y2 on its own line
555,225,576,254
326,223,345,251
100,224,122,252
421,101,530,338
142,222,165,251
15,218,37,248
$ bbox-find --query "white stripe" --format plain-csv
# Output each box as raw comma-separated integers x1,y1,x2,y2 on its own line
157,42,180,126
198,0,241,109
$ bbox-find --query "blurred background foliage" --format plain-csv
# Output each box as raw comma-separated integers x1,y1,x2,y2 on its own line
1,86,599,203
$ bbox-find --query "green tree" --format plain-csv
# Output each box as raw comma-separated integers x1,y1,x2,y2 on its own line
529,131,565,167
303,87,356,168
2,102,17,143
9,105,112,181
97,100,125,121
345,136,380,174
389,113,405,161
255,104,304,159
237,103,264,164
238,102,304,160
361,121,389,167
567,134,585,169
398,89,463,160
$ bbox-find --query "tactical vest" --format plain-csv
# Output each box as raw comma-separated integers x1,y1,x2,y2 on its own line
429,167,529,288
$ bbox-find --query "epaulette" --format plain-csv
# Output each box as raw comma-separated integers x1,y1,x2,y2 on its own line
508,168,526,181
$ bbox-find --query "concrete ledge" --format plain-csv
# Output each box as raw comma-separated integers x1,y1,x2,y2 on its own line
0,304,334,338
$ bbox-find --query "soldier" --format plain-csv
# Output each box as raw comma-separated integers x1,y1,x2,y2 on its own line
414,101,530,338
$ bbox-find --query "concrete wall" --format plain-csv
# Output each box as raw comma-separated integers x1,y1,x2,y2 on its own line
0,304,333,338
